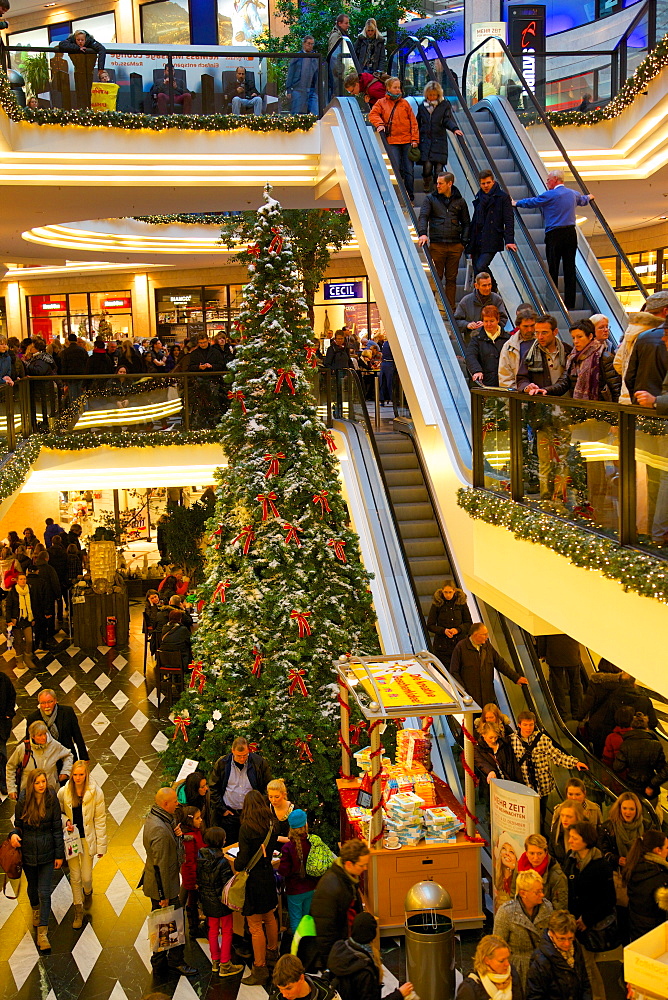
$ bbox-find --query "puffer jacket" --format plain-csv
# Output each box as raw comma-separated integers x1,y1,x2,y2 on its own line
627,856,668,939
613,728,668,796
426,588,472,657
58,779,107,856
526,930,592,1000
6,733,73,796
180,828,205,891
614,313,664,403
196,846,233,918
329,937,402,1000
12,787,64,866
417,186,470,246
369,96,419,145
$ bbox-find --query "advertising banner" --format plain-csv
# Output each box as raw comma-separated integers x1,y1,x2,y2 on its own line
490,777,540,911
508,5,546,105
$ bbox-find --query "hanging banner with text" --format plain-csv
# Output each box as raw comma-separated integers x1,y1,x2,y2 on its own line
490,778,540,912
508,5,546,107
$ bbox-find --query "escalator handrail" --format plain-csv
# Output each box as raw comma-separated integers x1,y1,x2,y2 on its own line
461,35,647,301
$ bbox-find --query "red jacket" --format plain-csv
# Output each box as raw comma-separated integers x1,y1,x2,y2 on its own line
602,726,632,768
369,95,419,145
181,829,206,890
359,72,386,108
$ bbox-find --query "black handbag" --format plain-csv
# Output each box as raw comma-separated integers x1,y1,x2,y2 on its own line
579,912,620,953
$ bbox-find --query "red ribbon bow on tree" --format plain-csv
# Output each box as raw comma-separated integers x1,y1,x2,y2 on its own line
227,390,247,413
196,599,205,615
322,431,337,453
247,242,261,257
209,525,223,549
288,667,309,696
349,720,367,746
312,491,331,516
256,492,280,520
269,227,283,254
232,318,246,341
327,539,346,562
172,716,191,742
283,523,302,547
232,525,255,555
188,661,206,693
251,646,263,677
264,452,285,478
295,736,314,762
304,344,318,368
290,611,312,638
260,298,276,315
211,580,230,604
275,369,296,395
247,741,260,753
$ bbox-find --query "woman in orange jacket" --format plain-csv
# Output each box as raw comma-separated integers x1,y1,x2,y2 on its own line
369,77,419,201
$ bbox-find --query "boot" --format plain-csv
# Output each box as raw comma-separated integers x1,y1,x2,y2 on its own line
72,904,84,928
266,948,279,966
83,888,93,909
37,926,51,951
220,961,244,977
32,907,40,927
242,965,269,986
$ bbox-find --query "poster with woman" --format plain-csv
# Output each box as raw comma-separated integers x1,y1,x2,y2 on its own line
490,777,540,911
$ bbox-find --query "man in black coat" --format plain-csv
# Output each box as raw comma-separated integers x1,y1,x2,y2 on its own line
187,334,228,429
450,622,528,709
624,291,668,401
24,687,88,762
467,169,516,290
29,554,61,649
61,333,89,404
417,172,470,308
0,672,16,794
310,840,369,969
208,737,271,843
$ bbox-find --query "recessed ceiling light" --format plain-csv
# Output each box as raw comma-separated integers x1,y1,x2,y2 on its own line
660,216,667,220
43,4,57,7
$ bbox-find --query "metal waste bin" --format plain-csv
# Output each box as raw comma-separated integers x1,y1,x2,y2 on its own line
404,881,455,1000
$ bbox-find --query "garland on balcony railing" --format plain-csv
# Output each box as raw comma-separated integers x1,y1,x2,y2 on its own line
457,486,668,604
0,437,42,504
0,72,316,131
539,31,668,127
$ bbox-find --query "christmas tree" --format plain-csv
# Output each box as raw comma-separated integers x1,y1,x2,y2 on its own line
161,185,379,840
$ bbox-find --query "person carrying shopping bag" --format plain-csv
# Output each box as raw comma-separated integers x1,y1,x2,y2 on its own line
58,760,107,928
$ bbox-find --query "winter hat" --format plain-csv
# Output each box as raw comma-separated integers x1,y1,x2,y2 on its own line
351,912,378,944
288,809,307,829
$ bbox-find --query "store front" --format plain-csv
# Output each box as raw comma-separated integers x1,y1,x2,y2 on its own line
314,276,383,347
27,291,133,342
155,284,243,342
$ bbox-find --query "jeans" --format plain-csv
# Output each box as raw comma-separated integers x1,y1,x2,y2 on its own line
150,896,185,968
286,890,314,932
384,139,414,199
290,89,318,114
208,913,233,963
68,839,93,905
232,95,263,115
429,242,464,308
379,361,396,403
25,862,53,925
546,225,578,309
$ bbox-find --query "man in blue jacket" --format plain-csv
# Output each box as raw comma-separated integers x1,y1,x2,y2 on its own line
514,170,593,309
209,736,271,843
286,36,319,114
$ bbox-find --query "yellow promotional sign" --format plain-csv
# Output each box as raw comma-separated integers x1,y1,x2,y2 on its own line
91,82,119,112
351,658,455,710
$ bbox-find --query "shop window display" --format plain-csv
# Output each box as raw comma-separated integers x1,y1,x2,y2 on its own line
313,276,384,349
27,291,132,342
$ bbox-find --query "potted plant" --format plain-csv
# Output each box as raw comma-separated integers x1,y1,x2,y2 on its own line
18,51,50,97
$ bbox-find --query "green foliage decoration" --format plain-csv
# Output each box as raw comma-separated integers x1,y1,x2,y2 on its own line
273,0,422,54
162,493,216,583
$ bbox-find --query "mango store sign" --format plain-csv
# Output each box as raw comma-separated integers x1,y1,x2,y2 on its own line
490,778,540,911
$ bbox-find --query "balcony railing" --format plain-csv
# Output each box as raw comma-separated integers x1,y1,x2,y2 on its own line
470,386,668,560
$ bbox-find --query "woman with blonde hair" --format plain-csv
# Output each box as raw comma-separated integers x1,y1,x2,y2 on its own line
456,934,523,999
426,579,472,669
417,81,463,192
58,759,107,928
599,791,646,871
548,799,586,865
277,808,319,932
354,18,385,73
494,838,519,911
10,768,64,950
267,777,294,842
475,703,513,739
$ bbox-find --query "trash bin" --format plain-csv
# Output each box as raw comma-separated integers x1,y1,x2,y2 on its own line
404,881,455,1000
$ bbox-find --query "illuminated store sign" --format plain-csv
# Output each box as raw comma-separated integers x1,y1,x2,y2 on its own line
324,281,364,301
102,298,131,309
42,301,66,311
508,5,546,105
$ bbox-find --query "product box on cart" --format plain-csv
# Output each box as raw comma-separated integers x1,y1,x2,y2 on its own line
624,923,668,999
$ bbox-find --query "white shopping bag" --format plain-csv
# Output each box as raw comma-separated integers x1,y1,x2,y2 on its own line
148,904,186,953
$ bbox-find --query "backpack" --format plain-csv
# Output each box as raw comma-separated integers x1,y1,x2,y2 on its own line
305,835,336,878
0,836,22,897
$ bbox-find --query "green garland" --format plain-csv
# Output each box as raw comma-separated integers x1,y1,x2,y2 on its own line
538,32,668,127
457,486,668,603
0,72,315,132
0,437,42,504
133,214,231,226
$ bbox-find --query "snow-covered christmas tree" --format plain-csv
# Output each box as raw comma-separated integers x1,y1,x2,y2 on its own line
161,186,379,839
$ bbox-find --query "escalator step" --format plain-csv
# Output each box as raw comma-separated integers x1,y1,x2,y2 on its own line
403,538,446,557
387,485,430,504
384,469,424,486
378,453,420,471
395,519,440,538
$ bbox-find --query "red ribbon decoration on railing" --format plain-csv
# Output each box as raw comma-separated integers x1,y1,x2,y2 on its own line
209,525,223,549
269,227,283,255
421,716,434,732
290,610,312,638
211,580,230,604
172,716,191,742
393,717,407,728
263,452,285,478
304,344,318,368
251,646,263,677
260,298,276,315
232,525,255,555
337,690,352,776
312,490,331,516
188,661,206,694
256,492,280,520
349,720,367,746
227,390,247,414
327,539,346,562
283,523,302,547
288,667,309,696
295,735,314,763
275,369,296,395
247,242,261,257
322,431,337,453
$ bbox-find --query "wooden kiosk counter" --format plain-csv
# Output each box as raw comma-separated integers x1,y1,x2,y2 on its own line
335,652,485,933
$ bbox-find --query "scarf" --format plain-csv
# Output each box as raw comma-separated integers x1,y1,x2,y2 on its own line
644,852,668,870
518,850,549,878
15,582,33,622
386,91,402,100
474,971,514,1000
335,855,359,884
613,815,644,858
40,703,59,741
566,338,604,400
574,845,602,871
523,336,566,380
548,931,575,968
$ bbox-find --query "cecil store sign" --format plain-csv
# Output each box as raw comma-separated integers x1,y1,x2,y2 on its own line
324,281,364,301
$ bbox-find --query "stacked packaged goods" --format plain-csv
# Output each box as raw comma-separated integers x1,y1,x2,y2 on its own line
423,805,463,845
